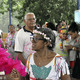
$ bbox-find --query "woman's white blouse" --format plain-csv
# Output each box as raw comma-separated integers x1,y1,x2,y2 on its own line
26,54,70,80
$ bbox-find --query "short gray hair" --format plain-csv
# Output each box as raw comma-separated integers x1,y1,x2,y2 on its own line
24,12,35,21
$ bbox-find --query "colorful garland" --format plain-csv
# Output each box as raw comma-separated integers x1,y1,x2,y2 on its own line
60,30,67,33
59,26,67,33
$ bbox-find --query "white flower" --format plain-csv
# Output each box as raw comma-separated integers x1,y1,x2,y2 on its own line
33,30,51,42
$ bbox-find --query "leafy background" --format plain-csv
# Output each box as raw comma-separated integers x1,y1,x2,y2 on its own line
0,0,77,32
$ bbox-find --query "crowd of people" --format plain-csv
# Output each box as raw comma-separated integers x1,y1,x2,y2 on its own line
0,12,80,80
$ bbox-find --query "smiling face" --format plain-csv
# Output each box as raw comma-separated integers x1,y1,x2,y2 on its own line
60,29,68,40
31,34,46,51
60,33,68,40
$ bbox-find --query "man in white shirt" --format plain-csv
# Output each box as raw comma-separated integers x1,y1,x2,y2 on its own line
14,13,36,65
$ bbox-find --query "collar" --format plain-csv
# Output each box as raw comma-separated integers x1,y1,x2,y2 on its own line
23,26,33,35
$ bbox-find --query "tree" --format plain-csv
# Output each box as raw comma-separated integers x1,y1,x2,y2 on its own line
0,0,77,26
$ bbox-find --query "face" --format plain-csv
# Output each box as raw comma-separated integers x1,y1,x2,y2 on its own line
61,21,66,27
68,31,77,39
31,34,45,51
9,25,15,33
24,14,36,29
60,33,67,40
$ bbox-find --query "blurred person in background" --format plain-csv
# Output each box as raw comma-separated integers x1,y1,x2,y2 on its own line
61,20,67,28
54,27,69,64
16,24,22,31
5,25,16,59
42,22,58,37
65,22,80,80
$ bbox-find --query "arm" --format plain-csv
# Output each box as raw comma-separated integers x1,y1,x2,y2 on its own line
65,45,73,50
60,57,71,80
65,45,80,52
16,52,26,65
15,31,26,65
61,74,71,80
6,69,21,80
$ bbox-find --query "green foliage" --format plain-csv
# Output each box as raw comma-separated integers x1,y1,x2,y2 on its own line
0,0,77,26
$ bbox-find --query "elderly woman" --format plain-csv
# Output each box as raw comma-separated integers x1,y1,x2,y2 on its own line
7,27,71,80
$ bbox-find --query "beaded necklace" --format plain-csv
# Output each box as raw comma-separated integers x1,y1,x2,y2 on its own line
59,34,68,49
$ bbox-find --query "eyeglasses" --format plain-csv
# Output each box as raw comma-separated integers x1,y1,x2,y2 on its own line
30,37,44,42
27,18,36,21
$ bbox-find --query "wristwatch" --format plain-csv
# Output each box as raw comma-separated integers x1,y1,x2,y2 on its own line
72,47,75,50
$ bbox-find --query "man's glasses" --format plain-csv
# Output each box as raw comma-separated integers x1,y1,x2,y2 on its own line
30,37,44,42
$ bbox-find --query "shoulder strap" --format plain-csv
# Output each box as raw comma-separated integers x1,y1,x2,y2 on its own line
26,53,32,69
54,54,62,72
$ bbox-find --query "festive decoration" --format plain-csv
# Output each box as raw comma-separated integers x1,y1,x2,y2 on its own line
60,30,67,33
60,42,63,49
33,30,51,42
59,35,68,49
59,26,67,33
0,48,27,76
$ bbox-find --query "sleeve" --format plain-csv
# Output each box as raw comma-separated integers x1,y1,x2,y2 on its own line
58,58,70,77
25,54,32,74
14,31,24,52
25,57,29,73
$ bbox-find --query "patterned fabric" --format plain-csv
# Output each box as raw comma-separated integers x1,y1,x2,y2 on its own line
26,54,70,80
6,32,16,59
54,35,69,61
69,36,80,61
31,65,51,79
6,32,16,48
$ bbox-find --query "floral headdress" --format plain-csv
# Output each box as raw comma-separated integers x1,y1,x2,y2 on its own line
33,30,51,42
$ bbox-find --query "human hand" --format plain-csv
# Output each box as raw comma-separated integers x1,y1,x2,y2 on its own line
11,68,21,79
6,68,21,80
65,45,73,50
